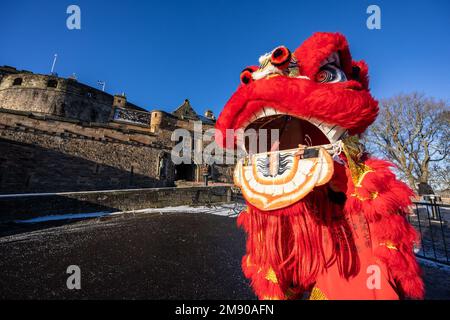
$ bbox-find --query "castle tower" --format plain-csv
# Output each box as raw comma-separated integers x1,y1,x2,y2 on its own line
150,110,164,133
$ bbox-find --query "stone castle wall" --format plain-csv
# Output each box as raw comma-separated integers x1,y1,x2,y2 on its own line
0,109,232,194
0,186,233,223
0,110,174,194
0,68,232,194
0,73,143,124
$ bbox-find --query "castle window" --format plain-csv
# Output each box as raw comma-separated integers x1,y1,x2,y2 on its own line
57,103,66,116
25,174,32,188
129,166,134,186
47,79,58,88
90,109,98,122
13,78,23,86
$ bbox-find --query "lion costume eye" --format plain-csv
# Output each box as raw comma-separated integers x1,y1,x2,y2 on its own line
270,46,291,68
315,64,347,83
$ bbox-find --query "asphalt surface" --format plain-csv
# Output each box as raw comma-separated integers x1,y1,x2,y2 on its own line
0,212,255,300
0,211,448,300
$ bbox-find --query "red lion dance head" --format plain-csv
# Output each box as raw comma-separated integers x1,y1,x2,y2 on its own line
215,32,424,300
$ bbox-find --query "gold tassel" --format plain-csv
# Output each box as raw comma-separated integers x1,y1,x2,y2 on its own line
342,135,374,187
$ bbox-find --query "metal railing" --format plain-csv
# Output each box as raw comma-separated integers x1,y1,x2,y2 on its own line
409,200,450,265
227,188,450,265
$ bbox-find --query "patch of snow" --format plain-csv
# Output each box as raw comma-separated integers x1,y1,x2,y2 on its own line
14,211,117,223
0,186,216,199
13,204,245,224
122,203,243,217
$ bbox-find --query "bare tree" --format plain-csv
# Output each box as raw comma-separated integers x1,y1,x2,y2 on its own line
429,162,450,193
366,92,449,193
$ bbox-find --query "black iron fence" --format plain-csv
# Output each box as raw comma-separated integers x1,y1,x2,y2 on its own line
409,200,450,265
229,188,450,265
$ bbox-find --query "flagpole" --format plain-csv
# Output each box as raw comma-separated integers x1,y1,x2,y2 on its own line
51,54,58,74
98,81,106,92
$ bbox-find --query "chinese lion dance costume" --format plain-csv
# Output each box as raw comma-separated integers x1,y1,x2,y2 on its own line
215,32,424,300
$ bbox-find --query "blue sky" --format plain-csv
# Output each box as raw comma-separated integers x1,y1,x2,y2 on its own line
0,0,449,116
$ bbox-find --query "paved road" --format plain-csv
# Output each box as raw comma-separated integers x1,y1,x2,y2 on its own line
0,211,448,299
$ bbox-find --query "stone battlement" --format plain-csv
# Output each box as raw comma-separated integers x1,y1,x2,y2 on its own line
0,108,160,147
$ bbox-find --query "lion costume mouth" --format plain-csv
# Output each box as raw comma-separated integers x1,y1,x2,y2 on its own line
234,109,347,210
241,108,347,151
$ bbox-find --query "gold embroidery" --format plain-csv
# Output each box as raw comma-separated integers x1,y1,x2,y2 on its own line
351,190,379,201
355,168,375,187
308,287,328,300
379,241,398,250
262,296,280,300
246,256,254,267
342,136,374,186
265,267,278,284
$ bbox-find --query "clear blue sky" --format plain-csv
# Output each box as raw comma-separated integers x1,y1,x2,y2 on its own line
1,0,449,116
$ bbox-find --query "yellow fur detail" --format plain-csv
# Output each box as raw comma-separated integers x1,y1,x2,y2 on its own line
379,241,398,250
265,267,278,284
308,287,328,300
262,295,281,300
351,190,379,201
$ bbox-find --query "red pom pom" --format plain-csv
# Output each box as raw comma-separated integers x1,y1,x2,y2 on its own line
240,66,258,85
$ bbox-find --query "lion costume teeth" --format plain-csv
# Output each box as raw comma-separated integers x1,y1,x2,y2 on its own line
215,32,424,300
235,147,334,211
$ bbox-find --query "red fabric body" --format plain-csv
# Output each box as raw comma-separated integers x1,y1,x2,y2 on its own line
237,159,423,300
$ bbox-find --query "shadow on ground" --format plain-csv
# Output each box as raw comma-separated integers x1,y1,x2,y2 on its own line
0,212,448,300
